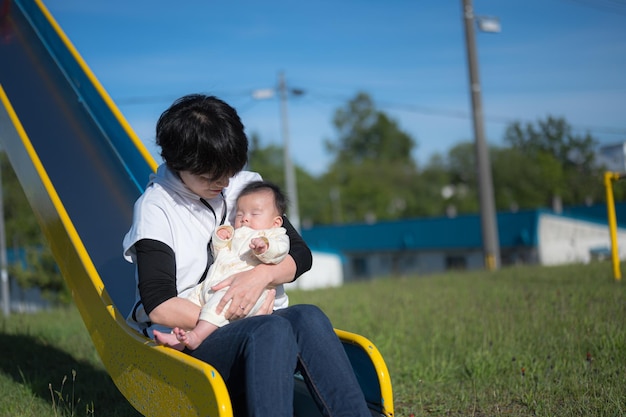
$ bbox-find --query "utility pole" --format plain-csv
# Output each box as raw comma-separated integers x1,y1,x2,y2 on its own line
277,72,301,231
252,72,302,231
462,0,500,270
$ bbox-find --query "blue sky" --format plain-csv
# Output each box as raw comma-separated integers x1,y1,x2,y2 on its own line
43,0,626,175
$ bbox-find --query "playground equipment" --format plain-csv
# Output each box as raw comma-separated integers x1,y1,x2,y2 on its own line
604,171,624,281
0,0,393,415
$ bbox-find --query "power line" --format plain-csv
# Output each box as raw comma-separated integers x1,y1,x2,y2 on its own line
374,100,626,138
273,90,626,138
113,90,626,139
559,0,626,16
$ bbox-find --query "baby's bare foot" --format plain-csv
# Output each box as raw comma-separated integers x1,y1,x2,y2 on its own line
176,328,202,350
153,329,184,351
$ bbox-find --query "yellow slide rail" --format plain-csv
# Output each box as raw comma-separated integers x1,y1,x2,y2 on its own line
335,329,394,417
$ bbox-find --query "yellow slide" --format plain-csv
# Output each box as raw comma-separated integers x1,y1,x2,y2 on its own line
0,1,393,415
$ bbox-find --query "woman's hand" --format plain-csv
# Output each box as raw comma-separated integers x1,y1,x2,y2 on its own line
212,264,274,320
256,288,276,316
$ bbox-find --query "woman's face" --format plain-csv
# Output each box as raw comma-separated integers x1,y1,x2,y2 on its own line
179,171,230,199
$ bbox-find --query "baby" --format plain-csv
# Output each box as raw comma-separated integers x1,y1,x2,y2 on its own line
154,180,289,350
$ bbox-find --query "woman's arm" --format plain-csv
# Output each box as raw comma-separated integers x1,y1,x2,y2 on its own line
282,215,313,279
149,297,201,330
135,239,200,330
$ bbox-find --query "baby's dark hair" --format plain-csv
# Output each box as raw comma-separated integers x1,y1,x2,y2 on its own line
238,181,288,215
156,94,248,178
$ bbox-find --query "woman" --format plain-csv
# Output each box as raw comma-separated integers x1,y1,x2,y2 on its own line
123,94,371,417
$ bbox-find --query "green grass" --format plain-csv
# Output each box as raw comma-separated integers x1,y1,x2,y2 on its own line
1,261,625,416
289,261,626,417
0,307,141,417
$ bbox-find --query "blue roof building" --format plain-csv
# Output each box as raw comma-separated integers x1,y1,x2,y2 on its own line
300,203,626,282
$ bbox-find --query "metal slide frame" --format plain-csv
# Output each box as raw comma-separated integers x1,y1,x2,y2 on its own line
0,1,393,415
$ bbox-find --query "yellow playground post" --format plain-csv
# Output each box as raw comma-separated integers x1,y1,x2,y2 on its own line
604,171,623,281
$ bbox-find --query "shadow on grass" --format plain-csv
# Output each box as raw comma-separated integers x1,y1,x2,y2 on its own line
0,333,142,416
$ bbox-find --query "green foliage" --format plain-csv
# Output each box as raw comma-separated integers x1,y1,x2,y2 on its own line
491,147,564,210
322,92,422,223
9,246,69,304
504,115,604,206
247,94,612,226
1,152,67,303
247,133,329,227
296,172,333,227
247,133,286,184
1,153,42,245
504,116,597,168
438,142,480,214
322,160,422,223
326,91,416,167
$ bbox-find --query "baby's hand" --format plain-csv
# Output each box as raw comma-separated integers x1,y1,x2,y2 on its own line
217,226,232,240
250,237,269,254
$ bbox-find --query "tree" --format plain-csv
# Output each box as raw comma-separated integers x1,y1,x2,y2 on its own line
323,92,421,223
1,152,66,303
9,247,69,303
413,154,455,217
441,138,574,214
441,142,480,214
247,133,285,184
490,146,563,211
2,153,41,245
327,92,415,165
503,116,603,205
431,139,564,215
247,133,328,227
504,116,596,168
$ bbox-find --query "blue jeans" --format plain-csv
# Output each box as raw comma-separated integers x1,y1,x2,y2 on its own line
187,304,371,417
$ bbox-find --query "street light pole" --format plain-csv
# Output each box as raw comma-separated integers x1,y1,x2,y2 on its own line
251,72,302,230
277,72,301,231
462,0,500,270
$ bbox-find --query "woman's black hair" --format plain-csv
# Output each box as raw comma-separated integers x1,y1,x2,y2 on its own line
156,94,248,178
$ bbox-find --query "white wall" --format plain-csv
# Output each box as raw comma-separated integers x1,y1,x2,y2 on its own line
537,214,626,265
285,251,343,290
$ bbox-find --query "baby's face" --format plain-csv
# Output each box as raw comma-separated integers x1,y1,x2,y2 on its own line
235,190,282,230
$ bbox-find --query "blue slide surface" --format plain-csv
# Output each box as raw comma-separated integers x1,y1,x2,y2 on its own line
0,0,152,316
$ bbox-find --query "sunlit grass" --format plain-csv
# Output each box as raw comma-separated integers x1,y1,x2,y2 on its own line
1,261,625,416
290,261,626,416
